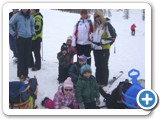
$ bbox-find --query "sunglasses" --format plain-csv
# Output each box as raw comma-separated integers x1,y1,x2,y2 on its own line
64,89,73,92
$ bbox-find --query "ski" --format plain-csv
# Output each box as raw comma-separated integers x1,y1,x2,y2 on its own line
108,71,124,88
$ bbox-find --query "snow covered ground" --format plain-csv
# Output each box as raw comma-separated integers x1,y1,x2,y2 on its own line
9,9,145,108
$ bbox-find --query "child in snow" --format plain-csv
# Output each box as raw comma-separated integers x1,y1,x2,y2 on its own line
76,64,100,109
61,36,76,64
57,45,72,83
41,77,78,109
20,75,38,109
68,54,87,87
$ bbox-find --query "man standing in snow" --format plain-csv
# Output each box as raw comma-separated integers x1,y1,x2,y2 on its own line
29,9,43,71
9,9,35,78
72,9,93,65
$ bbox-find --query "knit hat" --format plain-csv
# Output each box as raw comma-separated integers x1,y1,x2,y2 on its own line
80,64,92,75
63,77,73,89
67,36,72,40
78,55,87,63
61,44,68,51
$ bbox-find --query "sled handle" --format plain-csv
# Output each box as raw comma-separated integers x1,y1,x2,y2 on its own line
128,69,140,84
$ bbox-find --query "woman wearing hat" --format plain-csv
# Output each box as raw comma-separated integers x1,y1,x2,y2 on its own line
72,9,93,65
91,10,116,87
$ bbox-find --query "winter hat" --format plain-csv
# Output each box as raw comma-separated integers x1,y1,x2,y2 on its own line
61,44,68,51
78,55,87,63
80,64,92,75
63,77,73,89
67,36,72,40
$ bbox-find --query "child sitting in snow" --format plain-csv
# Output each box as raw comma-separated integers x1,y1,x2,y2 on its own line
68,54,87,87
20,75,38,109
76,64,100,109
41,77,78,109
57,45,72,83
61,36,76,64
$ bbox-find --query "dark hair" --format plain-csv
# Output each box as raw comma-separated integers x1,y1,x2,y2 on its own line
35,9,40,12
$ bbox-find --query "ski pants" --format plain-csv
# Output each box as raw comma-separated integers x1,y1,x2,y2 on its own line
29,38,42,69
16,36,32,77
9,34,18,57
76,44,91,65
93,49,110,86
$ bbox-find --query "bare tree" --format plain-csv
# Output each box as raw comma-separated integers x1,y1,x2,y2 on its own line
142,9,145,21
124,9,129,19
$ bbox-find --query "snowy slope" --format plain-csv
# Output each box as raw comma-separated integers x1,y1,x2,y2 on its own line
9,9,145,108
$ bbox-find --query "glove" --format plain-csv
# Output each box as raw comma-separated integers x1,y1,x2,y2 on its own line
78,103,85,109
96,98,100,105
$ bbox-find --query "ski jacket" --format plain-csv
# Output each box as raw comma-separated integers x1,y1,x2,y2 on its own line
92,22,116,50
53,84,78,109
32,12,43,40
76,75,100,103
68,62,82,85
57,52,71,68
72,18,93,47
9,10,35,38
131,24,136,30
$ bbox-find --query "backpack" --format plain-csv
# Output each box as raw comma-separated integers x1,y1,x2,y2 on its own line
9,81,29,104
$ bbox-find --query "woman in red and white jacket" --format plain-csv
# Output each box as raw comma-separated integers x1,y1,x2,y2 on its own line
72,9,93,65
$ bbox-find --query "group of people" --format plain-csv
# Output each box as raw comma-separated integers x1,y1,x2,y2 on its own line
9,9,43,79
9,9,142,109
41,9,141,109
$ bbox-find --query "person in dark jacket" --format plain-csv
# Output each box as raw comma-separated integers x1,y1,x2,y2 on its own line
60,36,76,64
9,9,35,78
9,9,19,63
68,54,87,86
76,64,100,109
57,45,71,83
29,9,43,71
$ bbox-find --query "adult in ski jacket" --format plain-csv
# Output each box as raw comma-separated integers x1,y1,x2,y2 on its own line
91,10,116,87
9,9,35,78
72,9,93,65
29,9,43,71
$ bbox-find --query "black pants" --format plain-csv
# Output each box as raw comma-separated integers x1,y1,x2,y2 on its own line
131,30,135,36
29,38,41,69
84,101,98,109
93,49,110,86
76,44,91,65
9,34,18,57
16,37,32,77
58,65,69,83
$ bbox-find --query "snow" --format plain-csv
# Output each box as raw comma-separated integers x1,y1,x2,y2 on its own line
9,9,145,108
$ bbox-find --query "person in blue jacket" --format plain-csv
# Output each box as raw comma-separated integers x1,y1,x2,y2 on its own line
9,9,35,79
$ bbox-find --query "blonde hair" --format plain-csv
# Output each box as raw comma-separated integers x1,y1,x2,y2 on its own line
93,10,106,32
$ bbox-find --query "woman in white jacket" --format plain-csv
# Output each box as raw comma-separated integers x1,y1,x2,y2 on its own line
91,10,116,87
72,9,93,65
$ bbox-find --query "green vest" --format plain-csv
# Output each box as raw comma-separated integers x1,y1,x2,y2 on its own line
32,13,43,40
